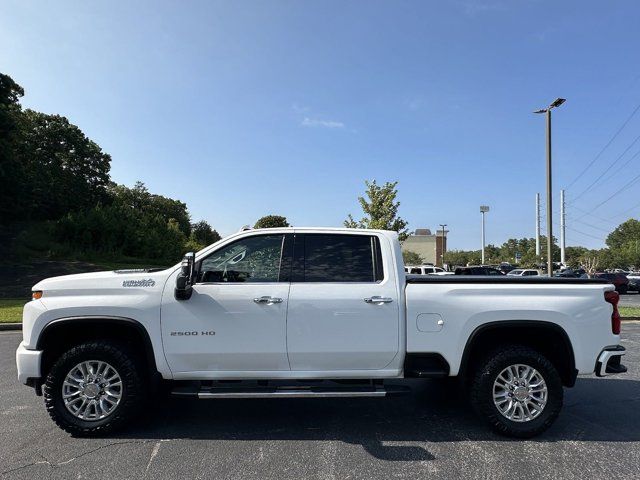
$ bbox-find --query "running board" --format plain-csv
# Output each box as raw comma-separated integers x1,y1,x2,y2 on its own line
171,384,409,399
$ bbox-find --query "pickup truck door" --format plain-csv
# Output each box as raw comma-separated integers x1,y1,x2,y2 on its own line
161,233,292,374
286,233,400,371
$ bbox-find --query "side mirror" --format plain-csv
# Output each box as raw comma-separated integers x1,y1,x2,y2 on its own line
175,252,196,300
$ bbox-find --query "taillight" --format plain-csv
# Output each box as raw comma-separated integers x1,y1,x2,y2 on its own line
604,290,621,335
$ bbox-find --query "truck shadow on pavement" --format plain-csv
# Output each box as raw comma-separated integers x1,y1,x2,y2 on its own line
114,377,640,462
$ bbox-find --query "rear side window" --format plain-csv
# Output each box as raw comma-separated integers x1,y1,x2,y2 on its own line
298,234,383,282
410,268,421,274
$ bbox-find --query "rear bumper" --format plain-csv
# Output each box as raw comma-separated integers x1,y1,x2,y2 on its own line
16,341,42,385
595,345,627,377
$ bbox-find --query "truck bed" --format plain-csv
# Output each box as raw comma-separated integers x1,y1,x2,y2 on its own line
406,275,609,285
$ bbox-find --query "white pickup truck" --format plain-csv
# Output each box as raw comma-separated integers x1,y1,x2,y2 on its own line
16,228,627,438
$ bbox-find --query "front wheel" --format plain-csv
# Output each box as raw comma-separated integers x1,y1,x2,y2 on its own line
43,341,146,436
469,345,563,438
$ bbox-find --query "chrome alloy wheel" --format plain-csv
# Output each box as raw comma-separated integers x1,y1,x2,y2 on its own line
492,364,548,422
62,361,123,421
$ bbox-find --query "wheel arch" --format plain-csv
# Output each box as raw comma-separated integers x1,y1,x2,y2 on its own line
459,320,577,387
37,316,159,381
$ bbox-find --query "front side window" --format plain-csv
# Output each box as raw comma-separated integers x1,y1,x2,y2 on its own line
301,234,383,282
198,234,284,283
410,268,421,274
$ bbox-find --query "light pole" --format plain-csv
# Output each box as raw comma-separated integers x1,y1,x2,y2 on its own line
480,206,489,264
439,223,447,268
534,97,565,276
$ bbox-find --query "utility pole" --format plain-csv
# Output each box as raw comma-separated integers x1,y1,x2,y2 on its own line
480,206,489,264
535,193,541,257
560,189,566,265
439,224,447,268
534,98,566,276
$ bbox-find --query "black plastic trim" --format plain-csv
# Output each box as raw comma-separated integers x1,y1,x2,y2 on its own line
36,316,158,374
279,233,294,282
407,275,609,285
403,353,450,378
459,320,577,387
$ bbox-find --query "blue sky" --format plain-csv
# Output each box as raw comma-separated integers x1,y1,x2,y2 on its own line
2,1,639,250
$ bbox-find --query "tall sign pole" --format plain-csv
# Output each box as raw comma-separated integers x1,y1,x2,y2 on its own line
534,98,565,276
560,189,566,265
535,193,541,257
545,108,553,276
480,206,489,264
439,223,447,268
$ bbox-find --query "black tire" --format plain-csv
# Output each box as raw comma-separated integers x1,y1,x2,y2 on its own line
43,341,146,436
469,345,563,438
617,285,628,295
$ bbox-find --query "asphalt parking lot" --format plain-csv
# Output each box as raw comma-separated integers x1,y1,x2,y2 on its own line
1,327,639,480
620,291,640,308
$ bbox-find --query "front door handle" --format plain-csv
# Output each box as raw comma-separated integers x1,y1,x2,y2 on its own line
364,296,393,304
253,296,283,304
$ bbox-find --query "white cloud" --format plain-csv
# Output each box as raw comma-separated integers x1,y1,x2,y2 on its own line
291,103,309,113
301,117,345,129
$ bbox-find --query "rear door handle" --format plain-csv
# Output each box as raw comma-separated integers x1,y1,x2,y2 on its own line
253,296,283,304
364,296,393,304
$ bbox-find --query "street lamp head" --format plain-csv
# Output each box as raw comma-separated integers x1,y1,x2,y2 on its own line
533,108,547,114
550,98,566,108
480,205,490,213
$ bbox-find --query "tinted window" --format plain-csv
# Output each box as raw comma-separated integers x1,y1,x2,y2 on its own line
198,234,284,283
302,234,382,282
410,268,421,274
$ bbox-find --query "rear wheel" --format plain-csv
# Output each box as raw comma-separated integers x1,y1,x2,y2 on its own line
44,341,145,436
469,345,563,438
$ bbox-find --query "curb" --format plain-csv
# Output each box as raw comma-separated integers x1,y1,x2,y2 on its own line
0,323,22,331
622,317,640,321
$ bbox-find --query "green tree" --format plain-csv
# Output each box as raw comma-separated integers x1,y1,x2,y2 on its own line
190,220,221,246
345,180,409,240
0,73,26,222
15,110,112,220
254,215,290,228
54,182,192,264
402,250,423,265
606,219,640,250
565,246,589,268
113,181,191,236
445,250,482,267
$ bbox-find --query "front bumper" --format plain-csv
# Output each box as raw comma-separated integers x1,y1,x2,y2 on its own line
595,345,627,377
16,341,42,385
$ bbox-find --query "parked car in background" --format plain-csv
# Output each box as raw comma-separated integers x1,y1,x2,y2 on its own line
405,265,447,275
626,272,640,292
507,269,540,277
454,266,504,275
498,263,516,274
554,269,588,279
593,272,629,294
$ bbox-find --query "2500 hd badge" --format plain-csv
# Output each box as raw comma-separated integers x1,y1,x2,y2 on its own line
170,331,216,336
